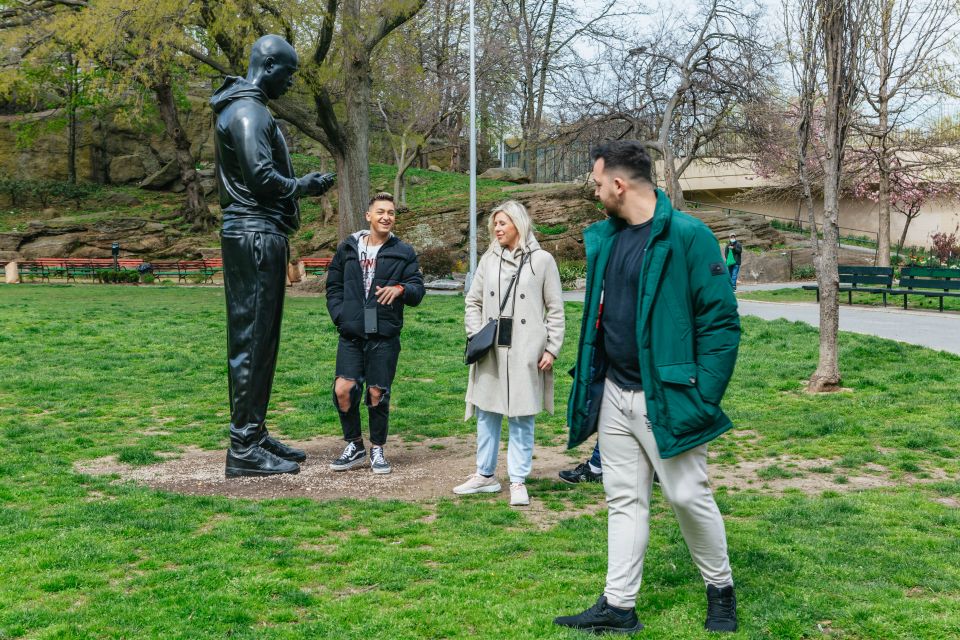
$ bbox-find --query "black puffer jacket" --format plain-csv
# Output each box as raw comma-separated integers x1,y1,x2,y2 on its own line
326,233,425,339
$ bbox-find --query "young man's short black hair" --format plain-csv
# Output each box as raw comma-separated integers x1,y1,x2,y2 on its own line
590,140,654,186
368,192,395,207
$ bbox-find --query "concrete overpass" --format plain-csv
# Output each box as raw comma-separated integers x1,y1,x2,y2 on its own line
668,158,959,250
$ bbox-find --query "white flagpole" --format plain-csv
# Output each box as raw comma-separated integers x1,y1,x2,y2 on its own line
466,0,478,292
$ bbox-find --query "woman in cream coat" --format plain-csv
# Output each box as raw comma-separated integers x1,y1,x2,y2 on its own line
454,200,565,506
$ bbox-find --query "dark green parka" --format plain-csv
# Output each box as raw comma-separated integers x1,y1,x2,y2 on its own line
566,190,740,458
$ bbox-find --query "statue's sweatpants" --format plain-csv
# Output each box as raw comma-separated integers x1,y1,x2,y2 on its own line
221,230,289,452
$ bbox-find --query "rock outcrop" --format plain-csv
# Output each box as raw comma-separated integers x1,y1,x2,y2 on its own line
479,167,531,183
0,218,214,260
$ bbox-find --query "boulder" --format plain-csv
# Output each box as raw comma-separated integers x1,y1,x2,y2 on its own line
109,155,147,184
139,160,180,190
740,251,792,283
688,208,784,251
18,233,85,258
428,164,443,172
294,273,328,294
5,261,19,284
479,167,531,184
0,233,25,252
102,191,143,207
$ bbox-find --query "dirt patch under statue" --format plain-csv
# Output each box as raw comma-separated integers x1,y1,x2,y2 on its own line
74,435,952,506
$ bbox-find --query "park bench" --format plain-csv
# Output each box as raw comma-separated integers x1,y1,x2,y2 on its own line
175,260,213,283
59,258,144,281
889,266,960,312
18,258,68,282
802,265,895,305
300,257,332,277
203,258,223,281
133,259,219,283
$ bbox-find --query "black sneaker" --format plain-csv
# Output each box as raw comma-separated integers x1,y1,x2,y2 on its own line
705,584,738,632
330,441,366,471
559,461,602,484
225,446,300,478
554,595,643,634
370,446,392,474
260,435,307,462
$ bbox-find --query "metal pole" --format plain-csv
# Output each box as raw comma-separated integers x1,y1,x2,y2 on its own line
465,0,478,293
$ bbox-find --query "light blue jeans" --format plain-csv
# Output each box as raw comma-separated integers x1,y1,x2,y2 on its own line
475,409,535,484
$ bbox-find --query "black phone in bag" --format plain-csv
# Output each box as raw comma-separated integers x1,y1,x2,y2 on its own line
497,317,513,347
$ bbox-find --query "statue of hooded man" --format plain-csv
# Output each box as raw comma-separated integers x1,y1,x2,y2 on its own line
211,34,336,477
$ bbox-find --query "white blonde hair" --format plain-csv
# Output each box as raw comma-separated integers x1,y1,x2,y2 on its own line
487,200,532,253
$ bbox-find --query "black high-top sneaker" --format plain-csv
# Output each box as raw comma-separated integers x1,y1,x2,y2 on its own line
558,461,602,484
705,584,738,632
553,595,644,634
260,435,307,462
225,446,300,478
330,440,366,471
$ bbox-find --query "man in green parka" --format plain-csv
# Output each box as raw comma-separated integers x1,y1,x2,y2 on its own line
554,141,740,634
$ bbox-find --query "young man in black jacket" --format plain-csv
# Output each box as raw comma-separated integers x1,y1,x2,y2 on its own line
326,193,425,474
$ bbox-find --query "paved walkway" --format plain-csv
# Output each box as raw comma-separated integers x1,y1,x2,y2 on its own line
736,300,960,355
559,289,960,355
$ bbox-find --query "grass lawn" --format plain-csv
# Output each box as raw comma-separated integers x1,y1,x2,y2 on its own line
739,286,960,313
1,285,959,639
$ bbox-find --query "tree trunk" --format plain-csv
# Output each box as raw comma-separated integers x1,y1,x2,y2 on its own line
897,212,916,254
66,53,77,185
797,106,819,253
809,0,847,393
877,101,892,266
875,4,892,267
394,147,418,207
152,79,214,231
661,147,686,210
331,47,373,238
810,151,842,392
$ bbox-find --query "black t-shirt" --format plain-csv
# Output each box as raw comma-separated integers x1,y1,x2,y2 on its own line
602,220,653,390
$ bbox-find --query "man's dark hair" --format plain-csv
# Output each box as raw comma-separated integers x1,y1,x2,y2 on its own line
368,192,395,207
590,140,654,186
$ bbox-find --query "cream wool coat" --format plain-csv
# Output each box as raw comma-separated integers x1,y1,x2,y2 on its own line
464,236,565,419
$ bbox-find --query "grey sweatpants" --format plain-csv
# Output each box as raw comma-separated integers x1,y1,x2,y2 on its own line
598,379,733,609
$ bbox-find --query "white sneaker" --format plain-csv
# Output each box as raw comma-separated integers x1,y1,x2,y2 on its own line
510,482,529,506
453,473,502,495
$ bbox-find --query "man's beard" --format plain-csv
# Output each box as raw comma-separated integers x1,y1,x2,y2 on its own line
602,197,622,220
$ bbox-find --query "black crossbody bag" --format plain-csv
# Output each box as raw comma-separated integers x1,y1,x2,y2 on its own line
464,253,526,365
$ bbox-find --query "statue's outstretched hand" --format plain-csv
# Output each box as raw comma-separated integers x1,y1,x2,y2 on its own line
299,172,337,196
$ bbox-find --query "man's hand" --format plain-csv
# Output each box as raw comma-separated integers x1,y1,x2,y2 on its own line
375,284,404,305
298,172,336,196
538,351,555,371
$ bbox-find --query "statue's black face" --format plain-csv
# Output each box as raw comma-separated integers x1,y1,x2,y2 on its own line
262,55,299,99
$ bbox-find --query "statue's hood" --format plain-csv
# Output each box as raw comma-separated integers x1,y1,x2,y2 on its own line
210,77,268,113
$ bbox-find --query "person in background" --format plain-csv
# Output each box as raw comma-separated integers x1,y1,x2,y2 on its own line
724,233,742,291
454,200,565,507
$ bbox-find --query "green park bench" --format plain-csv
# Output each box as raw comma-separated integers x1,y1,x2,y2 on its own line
300,257,332,277
890,267,960,312
802,265,895,305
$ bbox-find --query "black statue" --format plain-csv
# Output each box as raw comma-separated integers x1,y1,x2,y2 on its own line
211,34,335,478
